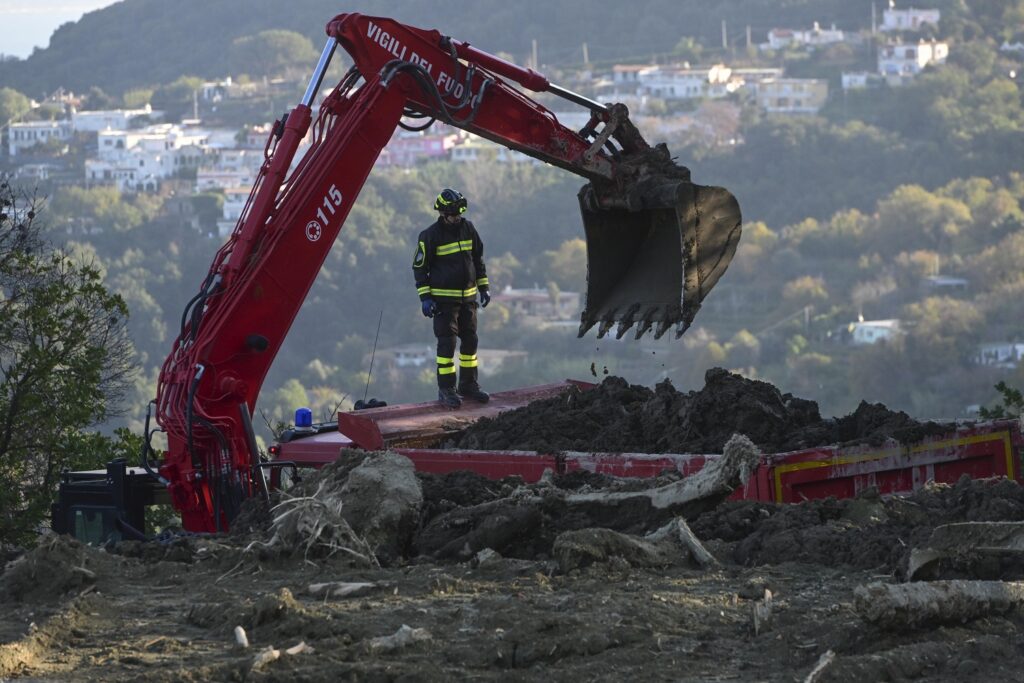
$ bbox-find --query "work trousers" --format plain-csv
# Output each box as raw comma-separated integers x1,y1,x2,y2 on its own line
433,302,479,389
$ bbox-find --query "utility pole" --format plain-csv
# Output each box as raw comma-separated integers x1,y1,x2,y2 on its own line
746,25,752,49
531,39,538,70
721,20,728,49
582,42,589,67
871,3,877,35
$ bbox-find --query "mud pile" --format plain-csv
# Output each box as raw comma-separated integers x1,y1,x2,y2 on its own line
453,368,949,454
0,536,118,603
691,475,1024,573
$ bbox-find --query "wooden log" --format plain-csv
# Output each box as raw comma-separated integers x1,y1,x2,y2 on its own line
854,580,1024,629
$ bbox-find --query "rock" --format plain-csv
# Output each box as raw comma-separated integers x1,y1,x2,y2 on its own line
553,528,676,573
341,451,424,566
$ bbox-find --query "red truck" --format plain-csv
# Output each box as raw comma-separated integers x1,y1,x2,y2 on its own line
271,380,1024,504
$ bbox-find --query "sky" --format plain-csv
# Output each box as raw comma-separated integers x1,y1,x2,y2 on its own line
0,0,121,59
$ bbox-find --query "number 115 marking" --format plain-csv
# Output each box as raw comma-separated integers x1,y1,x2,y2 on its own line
316,184,344,226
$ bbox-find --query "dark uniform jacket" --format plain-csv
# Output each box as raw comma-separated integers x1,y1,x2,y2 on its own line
413,217,489,303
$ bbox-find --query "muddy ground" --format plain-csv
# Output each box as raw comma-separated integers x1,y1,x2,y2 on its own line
2,370,1024,682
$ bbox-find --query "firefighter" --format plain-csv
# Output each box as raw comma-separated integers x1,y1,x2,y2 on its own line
413,188,491,408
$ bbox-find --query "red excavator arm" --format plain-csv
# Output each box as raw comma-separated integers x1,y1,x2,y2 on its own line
153,13,741,531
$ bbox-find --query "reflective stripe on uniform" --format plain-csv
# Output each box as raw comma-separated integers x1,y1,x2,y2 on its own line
459,353,478,368
476,277,489,287
435,239,474,256
429,286,478,298
413,240,426,266
437,355,456,375
417,285,431,295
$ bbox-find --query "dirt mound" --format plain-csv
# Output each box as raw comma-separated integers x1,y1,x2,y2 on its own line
691,475,1024,572
452,368,948,454
0,536,119,603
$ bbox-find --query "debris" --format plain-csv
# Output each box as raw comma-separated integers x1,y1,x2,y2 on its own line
285,641,313,655
854,580,1024,629
339,452,424,566
646,517,720,568
255,480,378,566
366,624,431,654
565,433,759,516
553,528,676,573
250,645,280,671
908,521,1024,580
803,649,836,683
471,548,503,568
306,581,379,599
415,434,758,560
751,589,773,636
233,625,249,649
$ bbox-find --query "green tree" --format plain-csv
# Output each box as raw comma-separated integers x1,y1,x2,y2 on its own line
122,88,154,108
0,180,136,544
228,30,317,81
151,76,204,120
540,238,586,290
0,87,30,125
875,185,972,254
782,276,828,308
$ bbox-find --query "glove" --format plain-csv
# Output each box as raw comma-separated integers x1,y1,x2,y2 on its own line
479,289,490,308
421,298,437,317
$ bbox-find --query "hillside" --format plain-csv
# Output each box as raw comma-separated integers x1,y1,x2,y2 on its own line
0,0,876,96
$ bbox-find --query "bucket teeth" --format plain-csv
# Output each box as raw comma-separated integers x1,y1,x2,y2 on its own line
674,319,693,340
615,304,641,339
597,319,616,338
653,320,673,339
633,306,658,339
577,317,597,339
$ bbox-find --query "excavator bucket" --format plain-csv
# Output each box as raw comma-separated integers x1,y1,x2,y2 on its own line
578,180,741,340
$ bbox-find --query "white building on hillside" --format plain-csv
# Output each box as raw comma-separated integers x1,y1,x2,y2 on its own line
756,78,829,114
881,7,941,33
71,105,155,132
637,64,735,100
972,343,1024,368
6,120,73,156
765,22,845,50
878,41,948,80
850,319,902,345
87,124,209,191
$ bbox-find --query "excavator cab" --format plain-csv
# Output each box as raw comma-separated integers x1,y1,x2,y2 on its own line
577,171,742,341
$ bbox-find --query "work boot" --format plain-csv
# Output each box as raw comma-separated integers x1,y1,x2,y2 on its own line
457,383,490,403
438,387,462,408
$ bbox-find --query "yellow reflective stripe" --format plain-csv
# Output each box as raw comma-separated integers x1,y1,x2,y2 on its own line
435,240,474,256
430,287,478,297
413,240,426,267
436,356,454,365
459,359,478,368
476,277,489,286
417,285,431,295
459,354,477,360
438,366,456,375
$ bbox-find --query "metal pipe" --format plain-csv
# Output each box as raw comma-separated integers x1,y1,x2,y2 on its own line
548,83,608,113
302,38,339,107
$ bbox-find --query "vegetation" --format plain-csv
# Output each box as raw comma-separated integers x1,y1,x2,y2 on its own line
0,180,138,543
